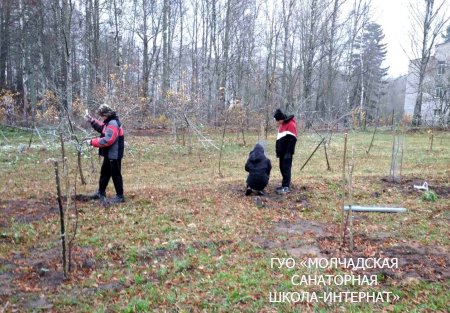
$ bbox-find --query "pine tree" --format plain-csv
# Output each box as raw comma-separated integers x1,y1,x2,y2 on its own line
350,22,389,123
443,24,450,43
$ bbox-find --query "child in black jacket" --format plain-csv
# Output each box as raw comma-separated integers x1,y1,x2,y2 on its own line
245,144,272,196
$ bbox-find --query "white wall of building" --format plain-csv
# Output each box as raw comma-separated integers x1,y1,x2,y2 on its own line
404,42,450,125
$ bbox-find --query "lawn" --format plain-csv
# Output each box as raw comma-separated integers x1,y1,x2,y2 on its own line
0,125,449,312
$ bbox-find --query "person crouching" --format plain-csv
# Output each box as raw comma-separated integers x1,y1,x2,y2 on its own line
245,143,272,196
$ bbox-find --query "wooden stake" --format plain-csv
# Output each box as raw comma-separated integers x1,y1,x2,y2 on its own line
389,133,396,181
340,133,348,244
90,153,96,174
324,143,331,171
391,109,395,130
300,137,326,171
53,161,67,279
77,151,86,185
399,133,404,181
366,126,377,154
348,146,355,251
59,132,66,170
429,132,433,151
68,167,79,272
28,126,34,148
240,117,246,146
218,110,230,177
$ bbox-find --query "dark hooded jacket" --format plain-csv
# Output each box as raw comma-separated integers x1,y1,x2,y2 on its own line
245,144,272,191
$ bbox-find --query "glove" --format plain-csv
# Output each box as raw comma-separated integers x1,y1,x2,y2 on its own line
82,139,92,146
84,110,92,122
283,153,292,160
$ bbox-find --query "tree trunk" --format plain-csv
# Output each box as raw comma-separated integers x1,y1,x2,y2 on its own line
162,0,170,100
220,0,232,113
0,0,11,89
413,1,434,127
141,0,149,97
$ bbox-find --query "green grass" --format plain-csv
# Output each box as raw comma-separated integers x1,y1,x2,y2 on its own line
0,127,449,311
421,190,438,202
121,298,150,313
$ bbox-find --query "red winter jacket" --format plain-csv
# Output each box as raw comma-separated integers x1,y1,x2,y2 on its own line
89,115,124,160
275,115,297,158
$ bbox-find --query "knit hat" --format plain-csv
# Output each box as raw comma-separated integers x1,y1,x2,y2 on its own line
97,104,116,117
273,109,286,121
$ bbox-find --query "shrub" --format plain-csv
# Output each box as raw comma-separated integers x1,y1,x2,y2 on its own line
421,190,438,202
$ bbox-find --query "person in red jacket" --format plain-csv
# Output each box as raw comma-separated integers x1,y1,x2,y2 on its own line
274,109,297,194
84,104,125,204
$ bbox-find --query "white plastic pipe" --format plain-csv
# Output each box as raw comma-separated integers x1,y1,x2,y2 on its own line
344,205,406,213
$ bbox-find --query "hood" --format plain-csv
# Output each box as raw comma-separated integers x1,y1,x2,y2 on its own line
104,114,120,125
249,144,265,162
284,115,295,123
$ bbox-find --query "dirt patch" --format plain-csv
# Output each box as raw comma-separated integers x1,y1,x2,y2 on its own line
287,245,323,258
0,245,95,307
0,199,58,226
254,218,326,258
24,296,54,310
0,258,18,297
137,240,234,263
274,219,325,236
432,185,450,199
0,195,134,227
81,281,125,295
138,241,186,262
226,183,311,211
258,218,450,283
317,233,450,282
380,176,450,199
381,244,450,281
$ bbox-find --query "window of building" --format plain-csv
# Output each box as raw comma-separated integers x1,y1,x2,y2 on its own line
435,86,447,98
437,61,446,75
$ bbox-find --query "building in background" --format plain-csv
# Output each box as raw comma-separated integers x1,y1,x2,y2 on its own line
404,41,450,126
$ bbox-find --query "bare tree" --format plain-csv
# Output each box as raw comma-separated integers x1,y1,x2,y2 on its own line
260,0,281,137
161,0,171,100
84,0,101,106
280,0,296,111
343,0,371,126
320,0,346,122
1,0,413,133
135,0,161,100
0,0,12,89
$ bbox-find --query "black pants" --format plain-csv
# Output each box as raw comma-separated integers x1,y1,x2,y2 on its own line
279,157,293,188
247,174,269,191
99,157,123,196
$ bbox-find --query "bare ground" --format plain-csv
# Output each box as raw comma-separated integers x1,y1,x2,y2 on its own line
0,245,95,309
0,198,59,227
380,176,450,199
231,179,450,284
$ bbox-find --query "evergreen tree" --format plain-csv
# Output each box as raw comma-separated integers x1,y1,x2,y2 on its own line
350,22,389,123
443,24,450,43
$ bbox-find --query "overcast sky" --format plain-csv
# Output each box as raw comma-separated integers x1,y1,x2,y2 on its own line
371,0,450,78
